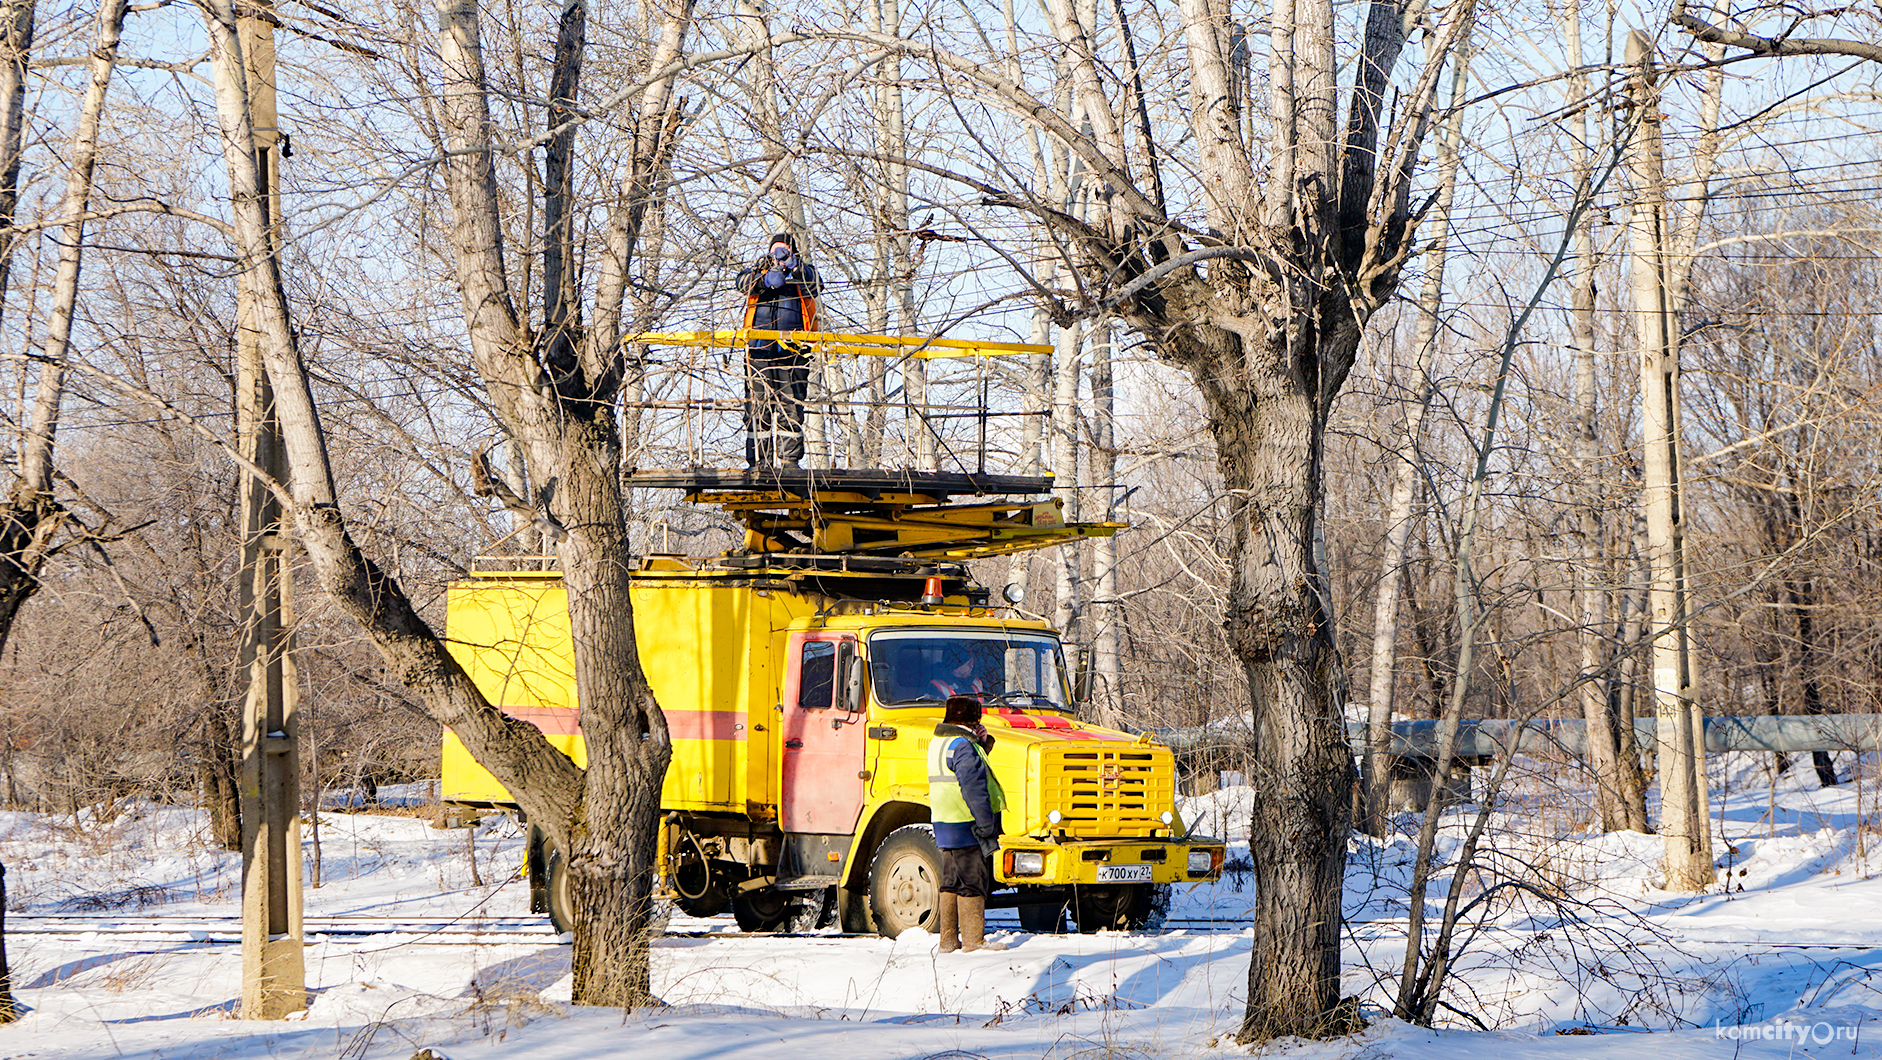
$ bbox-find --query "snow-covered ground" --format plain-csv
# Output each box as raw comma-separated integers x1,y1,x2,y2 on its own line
6,762,1882,1058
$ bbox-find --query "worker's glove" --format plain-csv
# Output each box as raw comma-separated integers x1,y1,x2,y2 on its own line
763,267,787,289
976,829,1000,858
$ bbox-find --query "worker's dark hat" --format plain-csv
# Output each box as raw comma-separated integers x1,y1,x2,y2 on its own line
769,231,797,251
943,695,982,724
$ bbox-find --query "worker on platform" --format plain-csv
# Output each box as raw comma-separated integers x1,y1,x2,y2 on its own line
737,232,823,468
927,695,1007,953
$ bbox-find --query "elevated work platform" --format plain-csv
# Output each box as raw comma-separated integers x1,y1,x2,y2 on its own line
626,329,1051,360
628,467,1122,562
628,467,1051,500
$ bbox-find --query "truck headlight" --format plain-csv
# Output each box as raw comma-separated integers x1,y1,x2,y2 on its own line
1047,810,1062,826
1007,850,1045,876
1187,850,1216,875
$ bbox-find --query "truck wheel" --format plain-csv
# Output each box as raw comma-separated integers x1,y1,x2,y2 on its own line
785,887,836,932
544,844,575,935
732,889,797,932
1072,883,1167,932
867,825,942,938
836,886,872,934
672,838,728,918
1017,901,1068,934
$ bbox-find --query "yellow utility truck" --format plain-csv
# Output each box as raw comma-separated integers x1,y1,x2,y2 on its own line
441,469,1224,936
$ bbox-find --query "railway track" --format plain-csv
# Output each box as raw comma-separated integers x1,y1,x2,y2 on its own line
14,914,1879,951
9,913,1249,942
8,915,562,942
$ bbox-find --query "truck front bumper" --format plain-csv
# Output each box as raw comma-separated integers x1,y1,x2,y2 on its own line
993,836,1225,886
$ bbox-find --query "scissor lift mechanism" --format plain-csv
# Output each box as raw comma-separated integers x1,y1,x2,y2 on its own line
623,330,1122,561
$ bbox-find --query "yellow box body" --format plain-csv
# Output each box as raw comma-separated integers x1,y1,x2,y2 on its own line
442,569,813,816
440,568,1223,890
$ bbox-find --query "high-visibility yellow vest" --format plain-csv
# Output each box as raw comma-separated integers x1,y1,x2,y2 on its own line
926,730,1006,824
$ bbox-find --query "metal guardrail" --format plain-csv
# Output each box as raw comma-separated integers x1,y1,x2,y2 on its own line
1147,714,1882,758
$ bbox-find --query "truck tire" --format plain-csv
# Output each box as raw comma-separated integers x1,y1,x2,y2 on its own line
867,825,942,938
544,844,575,935
836,886,872,934
1017,901,1068,934
732,889,798,932
672,836,729,918
1071,883,1168,933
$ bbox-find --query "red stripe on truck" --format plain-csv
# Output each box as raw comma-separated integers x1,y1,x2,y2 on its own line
498,705,746,742
498,705,580,736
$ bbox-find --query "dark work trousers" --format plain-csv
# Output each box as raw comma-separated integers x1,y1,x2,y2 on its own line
939,844,992,898
744,341,808,466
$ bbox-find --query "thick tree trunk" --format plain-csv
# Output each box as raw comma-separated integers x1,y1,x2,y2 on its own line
426,0,686,1006
0,493,58,648
1206,334,1355,1041
556,416,671,1006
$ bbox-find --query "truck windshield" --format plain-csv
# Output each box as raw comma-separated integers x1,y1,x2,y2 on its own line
868,629,1071,710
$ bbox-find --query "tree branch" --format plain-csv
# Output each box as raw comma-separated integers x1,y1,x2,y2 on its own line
1671,8,1882,63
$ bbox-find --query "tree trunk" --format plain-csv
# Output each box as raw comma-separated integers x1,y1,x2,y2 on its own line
0,862,14,1022
1627,31,1712,891
0,0,120,678
1089,325,1122,728
857,0,1473,1034
0,0,35,319
1213,347,1356,1040
1558,0,1646,834
554,417,670,1006
1051,319,1083,639
1779,483,1839,787
200,0,614,980
426,0,688,1005
201,706,243,850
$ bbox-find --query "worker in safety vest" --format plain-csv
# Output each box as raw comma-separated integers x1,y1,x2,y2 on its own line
927,695,1007,953
736,232,823,468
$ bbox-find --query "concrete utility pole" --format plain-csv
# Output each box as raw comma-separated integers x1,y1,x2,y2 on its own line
235,0,305,1018
1625,30,1714,892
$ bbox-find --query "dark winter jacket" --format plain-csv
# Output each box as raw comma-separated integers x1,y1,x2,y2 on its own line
930,722,1000,850
737,258,823,333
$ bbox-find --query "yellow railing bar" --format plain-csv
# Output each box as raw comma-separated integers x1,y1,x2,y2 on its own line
623,329,1052,359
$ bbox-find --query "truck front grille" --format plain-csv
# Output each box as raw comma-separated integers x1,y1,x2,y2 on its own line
1038,744,1173,837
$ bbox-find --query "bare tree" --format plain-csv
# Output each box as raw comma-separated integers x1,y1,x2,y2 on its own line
1358,34,1472,837
189,0,695,1006
818,0,1477,1032
1558,1,1649,835
2,0,122,656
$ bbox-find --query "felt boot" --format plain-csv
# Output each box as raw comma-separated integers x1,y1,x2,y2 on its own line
959,896,1006,952
936,891,960,953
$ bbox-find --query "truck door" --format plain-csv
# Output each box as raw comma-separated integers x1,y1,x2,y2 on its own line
780,632,866,833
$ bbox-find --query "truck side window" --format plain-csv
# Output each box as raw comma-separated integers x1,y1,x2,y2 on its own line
799,640,836,709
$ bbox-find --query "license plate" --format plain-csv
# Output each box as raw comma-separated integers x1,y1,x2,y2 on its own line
1095,864,1153,883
